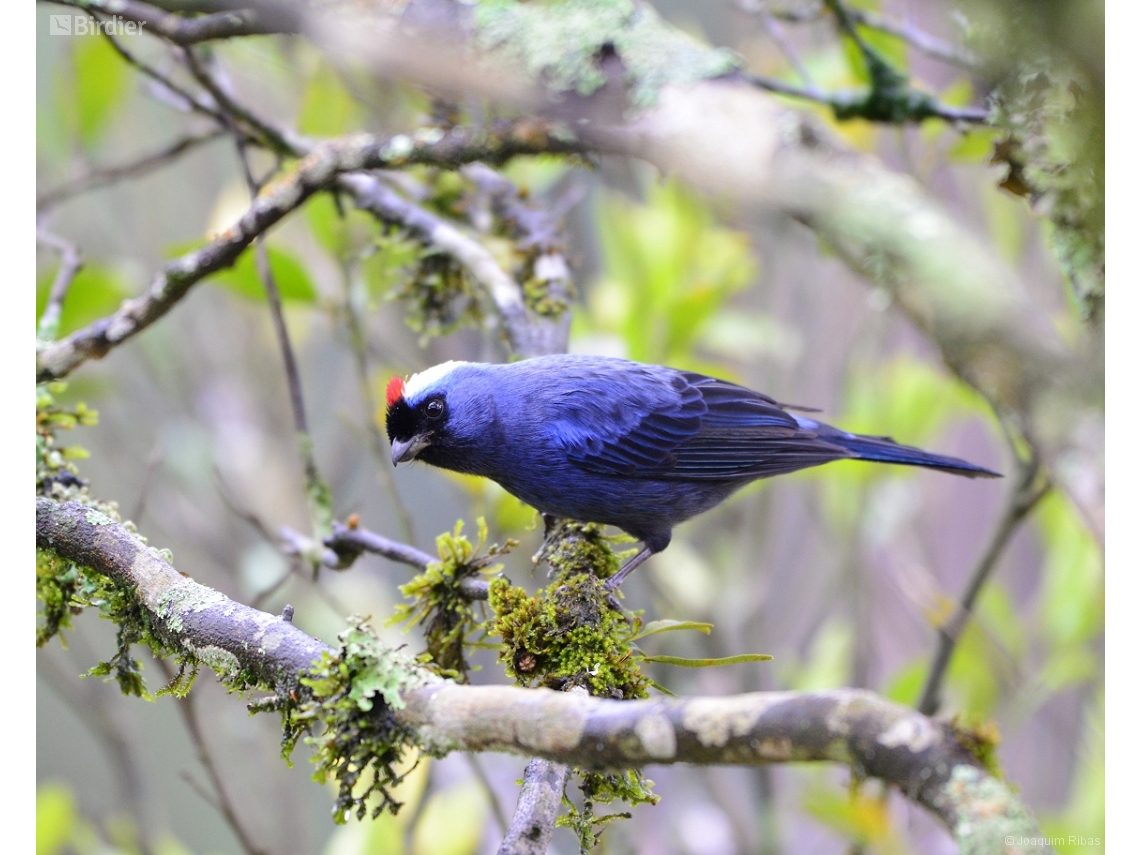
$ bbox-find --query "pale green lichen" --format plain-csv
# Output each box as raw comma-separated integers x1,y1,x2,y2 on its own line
280,619,441,823
155,583,227,634
474,0,740,109
192,645,241,677
944,765,1044,855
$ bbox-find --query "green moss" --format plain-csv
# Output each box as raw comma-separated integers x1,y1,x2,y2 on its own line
36,383,200,698
474,0,739,109
486,519,655,847
950,717,1004,779
390,518,515,679
281,619,438,823
558,769,660,851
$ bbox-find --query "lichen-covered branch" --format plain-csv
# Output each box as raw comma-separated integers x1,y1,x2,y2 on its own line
496,758,571,855
36,498,1048,852
36,120,583,382
37,498,331,690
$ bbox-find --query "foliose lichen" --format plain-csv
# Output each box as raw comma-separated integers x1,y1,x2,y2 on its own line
278,619,439,823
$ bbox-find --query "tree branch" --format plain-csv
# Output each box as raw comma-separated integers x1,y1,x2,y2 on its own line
36,498,1049,853
71,0,279,44
36,229,84,342
496,758,570,855
338,173,568,358
917,456,1051,716
36,121,583,382
156,659,268,855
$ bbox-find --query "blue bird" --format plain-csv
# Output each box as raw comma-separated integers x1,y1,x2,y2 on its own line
385,355,999,588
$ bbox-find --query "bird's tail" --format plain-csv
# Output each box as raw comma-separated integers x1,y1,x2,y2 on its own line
826,429,1001,478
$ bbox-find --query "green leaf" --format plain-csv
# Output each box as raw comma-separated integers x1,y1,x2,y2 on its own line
948,128,999,163
411,780,487,855
630,619,713,641
882,659,927,706
297,61,363,137
1036,492,1104,648
167,241,319,303
37,784,76,855
59,35,129,144
578,179,756,368
36,264,128,338
642,653,772,668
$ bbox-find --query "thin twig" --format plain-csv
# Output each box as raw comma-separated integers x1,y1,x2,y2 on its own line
324,520,436,570
36,229,84,342
737,0,978,68
850,7,978,69
466,754,510,835
756,7,821,94
916,455,1051,716
97,26,225,121
340,258,417,542
68,0,279,44
38,129,225,211
182,47,301,155
740,71,988,123
38,653,155,855
157,659,269,855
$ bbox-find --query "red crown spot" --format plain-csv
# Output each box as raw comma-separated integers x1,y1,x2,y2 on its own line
386,376,406,408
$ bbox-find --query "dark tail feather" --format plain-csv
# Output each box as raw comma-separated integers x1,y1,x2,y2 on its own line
830,432,1001,479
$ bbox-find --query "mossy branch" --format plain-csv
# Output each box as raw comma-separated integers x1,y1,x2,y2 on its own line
37,499,1050,852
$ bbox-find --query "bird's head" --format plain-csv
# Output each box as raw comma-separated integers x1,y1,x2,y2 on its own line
385,361,491,469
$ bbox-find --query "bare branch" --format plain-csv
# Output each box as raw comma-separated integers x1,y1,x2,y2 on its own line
37,129,225,211
71,0,279,44
36,498,1049,853
96,25,225,121
36,229,84,342
917,457,1051,716
851,8,978,69
324,520,436,571
36,121,583,383
466,753,510,837
496,759,570,855
157,660,268,855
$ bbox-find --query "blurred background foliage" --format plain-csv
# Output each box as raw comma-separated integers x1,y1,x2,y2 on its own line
36,1,1102,854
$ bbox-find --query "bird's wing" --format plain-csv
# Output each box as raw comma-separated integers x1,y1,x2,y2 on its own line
558,369,849,480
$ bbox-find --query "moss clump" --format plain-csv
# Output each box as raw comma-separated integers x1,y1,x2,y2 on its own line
391,518,515,680
281,619,438,823
487,518,654,848
37,383,198,698
558,769,660,852
950,716,1004,779
535,520,625,580
36,383,97,501
489,571,647,699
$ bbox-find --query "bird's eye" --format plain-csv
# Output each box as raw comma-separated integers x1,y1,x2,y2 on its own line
425,398,445,419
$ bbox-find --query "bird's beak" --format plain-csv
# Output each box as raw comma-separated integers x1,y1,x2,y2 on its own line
391,434,432,466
